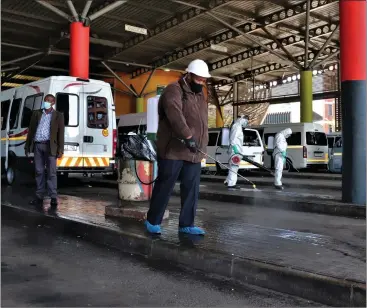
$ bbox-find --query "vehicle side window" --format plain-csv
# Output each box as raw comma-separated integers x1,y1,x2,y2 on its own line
287,132,302,146
9,98,22,129
208,132,218,146
217,131,222,146
34,95,43,110
335,136,341,144
1,100,11,130
56,93,79,127
87,96,108,129
335,139,343,148
21,94,44,128
306,132,327,146
243,130,260,146
327,137,334,148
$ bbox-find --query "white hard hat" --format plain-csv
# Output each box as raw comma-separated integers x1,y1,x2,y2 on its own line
186,59,211,78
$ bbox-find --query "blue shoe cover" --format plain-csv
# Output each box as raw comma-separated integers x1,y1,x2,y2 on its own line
144,220,161,234
178,226,205,235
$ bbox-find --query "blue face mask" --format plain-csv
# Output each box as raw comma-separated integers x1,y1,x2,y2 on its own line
43,101,52,109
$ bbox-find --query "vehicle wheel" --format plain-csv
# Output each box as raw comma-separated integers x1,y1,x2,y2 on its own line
5,166,16,186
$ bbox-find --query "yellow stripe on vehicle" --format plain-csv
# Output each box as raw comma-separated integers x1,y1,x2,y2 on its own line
1,136,27,141
287,146,303,149
265,145,303,149
83,157,110,167
57,157,83,167
307,159,328,162
56,157,110,167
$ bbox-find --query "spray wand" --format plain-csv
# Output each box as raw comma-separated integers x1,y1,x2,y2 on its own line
177,138,257,189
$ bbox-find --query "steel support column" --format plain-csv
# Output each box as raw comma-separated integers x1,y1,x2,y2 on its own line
136,97,144,113
300,70,313,122
233,82,239,120
340,0,366,205
70,22,90,79
216,107,224,127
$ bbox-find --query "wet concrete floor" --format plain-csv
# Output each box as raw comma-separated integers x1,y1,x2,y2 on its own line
2,221,321,307
2,176,365,284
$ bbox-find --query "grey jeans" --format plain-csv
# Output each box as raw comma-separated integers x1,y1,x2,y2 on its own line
34,142,57,199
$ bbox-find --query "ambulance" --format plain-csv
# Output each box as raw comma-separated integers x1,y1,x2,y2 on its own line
1,76,117,185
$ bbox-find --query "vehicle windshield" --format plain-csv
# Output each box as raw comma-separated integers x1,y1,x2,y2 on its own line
306,132,327,146
243,129,260,147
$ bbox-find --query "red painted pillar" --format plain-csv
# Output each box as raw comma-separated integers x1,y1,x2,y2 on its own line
340,0,366,205
70,22,90,79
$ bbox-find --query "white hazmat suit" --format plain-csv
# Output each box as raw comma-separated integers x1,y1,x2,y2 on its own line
224,116,249,188
272,128,292,188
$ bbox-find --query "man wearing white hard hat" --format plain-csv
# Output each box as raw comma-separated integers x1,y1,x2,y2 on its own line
145,59,211,235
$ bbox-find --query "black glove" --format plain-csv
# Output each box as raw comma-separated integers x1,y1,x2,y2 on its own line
184,137,198,153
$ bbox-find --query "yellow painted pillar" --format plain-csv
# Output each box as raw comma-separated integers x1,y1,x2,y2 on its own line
216,106,224,127
136,97,144,113
300,70,313,122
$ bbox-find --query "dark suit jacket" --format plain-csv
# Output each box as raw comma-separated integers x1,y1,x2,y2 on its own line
25,109,65,157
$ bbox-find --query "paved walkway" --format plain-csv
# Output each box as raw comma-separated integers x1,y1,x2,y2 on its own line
2,183,365,283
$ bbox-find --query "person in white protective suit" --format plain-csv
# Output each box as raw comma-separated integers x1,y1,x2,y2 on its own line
273,128,292,190
224,115,249,190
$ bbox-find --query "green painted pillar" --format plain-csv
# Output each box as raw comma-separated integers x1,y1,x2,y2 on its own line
300,70,313,123
136,97,144,113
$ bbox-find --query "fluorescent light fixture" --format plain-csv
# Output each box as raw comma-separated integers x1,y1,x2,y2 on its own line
210,44,228,53
125,24,148,35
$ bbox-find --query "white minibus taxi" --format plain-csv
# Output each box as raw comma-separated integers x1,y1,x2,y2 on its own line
203,127,264,173
251,123,328,171
1,76,117,185
326,132,342,157
328,138,342,173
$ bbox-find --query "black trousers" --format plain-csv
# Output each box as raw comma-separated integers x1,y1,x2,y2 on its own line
34,142,57,199
147,158,201,227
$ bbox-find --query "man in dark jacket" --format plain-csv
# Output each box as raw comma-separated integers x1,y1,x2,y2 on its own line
25,94,65,210
145,59,210,235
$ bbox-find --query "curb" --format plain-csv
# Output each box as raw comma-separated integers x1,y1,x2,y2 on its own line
200,176,339,190
81,179,364,218
2,203,365,307
208,171,342,181
172,190,365,218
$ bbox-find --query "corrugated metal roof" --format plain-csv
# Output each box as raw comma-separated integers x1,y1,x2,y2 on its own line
2,0,340,87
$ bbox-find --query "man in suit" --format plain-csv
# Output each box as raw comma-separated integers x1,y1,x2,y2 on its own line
25,94,65,210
